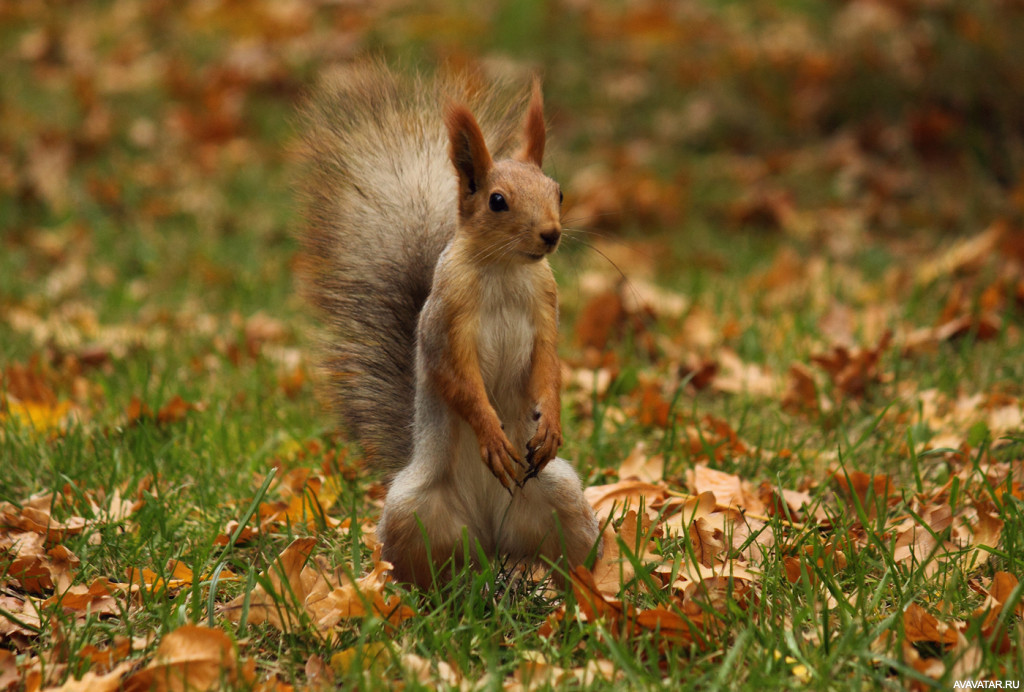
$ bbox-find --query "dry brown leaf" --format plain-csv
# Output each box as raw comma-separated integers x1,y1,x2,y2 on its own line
100,487,144,524
221,537,320,631
632,606,699,645
833,470,897,515
304,654,335,690
966,506,1003,556
0,593,43,638
588,526,629,598
123,625,240,692
213,519,260,547
76,638,134,674
901,637,945,682
399,653,462,688
688,517,726,568
781,362,822,414
676,354,718,391
127,561,196,593
0,530,81,594
659,490,717,535
589,510,659,597
970,571,1021,648
0,499,88,545
914,222,1004,286
0,650,20,691
712,349,779,397
312,547,415,629
0,360,78,434
903,312,1003,355
635,383,672,428
222,539,412,634
757,483,825,524
156,395,200,424
569,566,713,651
989,571,1021,611
892,504,953,573
575,290,627,353
902,602,959,647
44,663,133,692
570,565,629,627
810,331,891,399
513,657,618,690
44,578,121,618
124,395,204,427
688,465,765,515
584,480,667,522
617,442,664,483
253,470,343,534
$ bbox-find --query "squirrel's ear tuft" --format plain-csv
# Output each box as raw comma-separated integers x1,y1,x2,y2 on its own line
445,103,493,204
518,78,545,168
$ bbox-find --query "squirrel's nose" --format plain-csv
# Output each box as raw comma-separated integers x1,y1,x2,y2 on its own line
540,228,561,248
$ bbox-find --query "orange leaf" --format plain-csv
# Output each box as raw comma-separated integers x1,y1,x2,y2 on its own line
688,465,765,514
617,442,664,483
44,578,121,617
575,290,626,352
902,603,958,647
633,607,698,645
584,480,667,522
156,395,200,424
46,663,133,692
221,537,318,631
636,383,671,428
123,625,238,692
990,571,1020,608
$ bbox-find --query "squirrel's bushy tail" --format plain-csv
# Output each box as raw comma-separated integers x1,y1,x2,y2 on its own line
297,61,530,475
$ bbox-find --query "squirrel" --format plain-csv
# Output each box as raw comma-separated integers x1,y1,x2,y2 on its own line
297,62,600,587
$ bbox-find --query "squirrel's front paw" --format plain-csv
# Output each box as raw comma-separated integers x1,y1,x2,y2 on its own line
478,426,524,490
525,412,562,480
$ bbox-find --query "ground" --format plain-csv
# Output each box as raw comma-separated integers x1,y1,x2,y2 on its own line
2,1,1023,689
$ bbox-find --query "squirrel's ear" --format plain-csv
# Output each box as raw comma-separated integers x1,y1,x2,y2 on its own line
446,103,493,204
518,78,545,168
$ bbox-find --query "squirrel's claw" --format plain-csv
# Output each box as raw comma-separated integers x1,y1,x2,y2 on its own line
524,418,562,482
479,429,523,489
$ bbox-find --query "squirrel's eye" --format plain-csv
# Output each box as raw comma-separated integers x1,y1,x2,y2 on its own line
558,190,563,205
489,193,509,212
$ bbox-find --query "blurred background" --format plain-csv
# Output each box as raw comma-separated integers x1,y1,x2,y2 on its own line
2,0,1023,326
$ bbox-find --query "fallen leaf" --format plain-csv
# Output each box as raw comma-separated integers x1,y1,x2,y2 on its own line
45,662,133,692
123,625,240,692
914,222,1004,286
781,363,822,414
833,470,897,516
617,442,664,483
589,510,659,597
584,480,667,522
221,537,320,631
688,465,765,515
902,602,959,647
0,650,20,690
810,331,892,399
712,349,779,397
892,504,953,574
44,578,121,618
221,539,412,634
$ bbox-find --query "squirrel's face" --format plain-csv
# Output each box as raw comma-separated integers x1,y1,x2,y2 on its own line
445,81,562,266
461,160,562,265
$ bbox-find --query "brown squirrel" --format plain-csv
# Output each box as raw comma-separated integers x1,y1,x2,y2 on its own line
297,62,600,587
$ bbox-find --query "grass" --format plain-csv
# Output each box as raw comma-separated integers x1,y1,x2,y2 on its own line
3,0,1024,689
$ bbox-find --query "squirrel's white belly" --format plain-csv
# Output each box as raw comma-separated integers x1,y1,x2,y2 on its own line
476,278,535,427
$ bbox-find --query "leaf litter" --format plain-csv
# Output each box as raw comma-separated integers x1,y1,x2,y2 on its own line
3,0,1024,689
